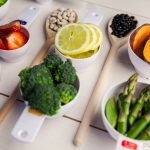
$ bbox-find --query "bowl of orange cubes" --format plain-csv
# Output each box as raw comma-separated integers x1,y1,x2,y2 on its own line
128,24,150,79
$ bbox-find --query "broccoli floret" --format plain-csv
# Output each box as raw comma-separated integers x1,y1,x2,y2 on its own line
54,59,77,84
19,67,31,90
44,52,63,71
19,64,53,100
57,83,77,104
29,64,53,86
27,85,61,116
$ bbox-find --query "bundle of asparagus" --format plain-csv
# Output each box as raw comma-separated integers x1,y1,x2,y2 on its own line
105,73,150,140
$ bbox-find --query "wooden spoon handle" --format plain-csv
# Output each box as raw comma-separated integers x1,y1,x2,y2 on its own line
0,37,55,124
73,44,119,146
31,37,55,66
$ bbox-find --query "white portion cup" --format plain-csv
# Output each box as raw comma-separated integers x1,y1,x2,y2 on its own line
101,82,150,150
128,26,150,79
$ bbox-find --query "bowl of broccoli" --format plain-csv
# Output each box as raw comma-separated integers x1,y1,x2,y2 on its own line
11,52,80,142
0,0,10,19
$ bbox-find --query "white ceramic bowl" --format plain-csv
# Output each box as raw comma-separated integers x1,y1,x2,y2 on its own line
55,47,102,71
101,82,150,147
12,76,80,143
0,0,10,20
128,29,150,79
0,26,30,62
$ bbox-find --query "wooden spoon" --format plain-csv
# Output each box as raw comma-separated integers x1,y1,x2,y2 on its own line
0,17,56,123
73,19,130,146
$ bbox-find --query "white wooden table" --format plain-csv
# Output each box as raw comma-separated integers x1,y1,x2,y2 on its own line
0,0,150,150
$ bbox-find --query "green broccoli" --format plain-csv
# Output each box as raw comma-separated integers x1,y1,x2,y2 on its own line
54,59,77,84
27,85,61,116
19,64,53,100
19,67,31,90
19,52,78,116
57,83,77,104
44,52,63,71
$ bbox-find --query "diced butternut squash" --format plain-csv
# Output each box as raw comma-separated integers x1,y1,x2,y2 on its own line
143,39,150,63
132,24,150,51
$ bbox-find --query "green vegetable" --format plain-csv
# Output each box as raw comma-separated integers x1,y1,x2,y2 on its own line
131,97,137,107
19,52,78,116
117,74,138,134
117,93,124,110
129,85,150,126
127,112,150,139
123,73,138,96
54,59,77,84
57,83,77,104
0,0,7,6
27,85,61,116
19,64,53,100
137,124,150,140
19,67,31,90
105,97,118,128
44,52,63,71
143,99,150,114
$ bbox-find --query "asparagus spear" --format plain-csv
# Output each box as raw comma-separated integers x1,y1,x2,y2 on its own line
127,112,150,139
123,73,138,96
105,97,118,128
122,74,138,116
143,99,150,114
117,74,138,134
117,93,123,110
131,97,137,107
137,124,150,140
129,86,150,126
117,108,128,134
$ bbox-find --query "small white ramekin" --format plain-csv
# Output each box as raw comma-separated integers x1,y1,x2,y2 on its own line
0,26,30,63
101,82,150,148
55,47,102,71
128,28,150,79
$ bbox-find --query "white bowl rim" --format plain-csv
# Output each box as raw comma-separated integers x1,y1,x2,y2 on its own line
55,46,102,61
20,75,80,118
101,81,150,143
128,27,150,66
0,26,30,52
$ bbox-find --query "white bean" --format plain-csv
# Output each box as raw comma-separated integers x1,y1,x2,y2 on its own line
69,17,75,22
58,11,63,16
49,23,55,29
51,12,58,17
58,8,66,12
50,17,57,23
57,15,62,20
70,12,76,18
61,19,68,25
54,26,58,31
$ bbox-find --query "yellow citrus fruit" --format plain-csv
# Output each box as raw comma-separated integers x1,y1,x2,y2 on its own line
55,23,91,55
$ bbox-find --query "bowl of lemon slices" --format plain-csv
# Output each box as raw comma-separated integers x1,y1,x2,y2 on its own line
55,23,103,70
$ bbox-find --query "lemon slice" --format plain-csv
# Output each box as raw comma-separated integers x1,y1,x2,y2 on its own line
87,23,103,50
70,50,95,59
55,23,91,55
84,24,97,51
